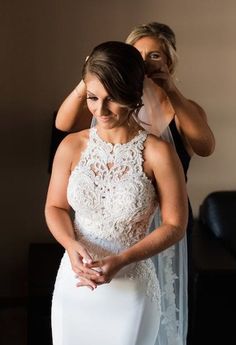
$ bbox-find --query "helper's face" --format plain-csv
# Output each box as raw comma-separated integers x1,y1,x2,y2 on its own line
85,73,130,129
133,36,168,76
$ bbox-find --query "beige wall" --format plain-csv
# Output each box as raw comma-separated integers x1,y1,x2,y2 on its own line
0,0,235,297
156,0,236,214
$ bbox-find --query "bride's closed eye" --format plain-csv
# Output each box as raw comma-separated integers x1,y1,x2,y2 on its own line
87,95,98,101
87,95,115,103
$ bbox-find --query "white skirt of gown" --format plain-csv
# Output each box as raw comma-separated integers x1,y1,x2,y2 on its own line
52,251,161,345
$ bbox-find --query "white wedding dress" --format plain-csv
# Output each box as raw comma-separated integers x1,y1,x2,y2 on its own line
51,128,161,345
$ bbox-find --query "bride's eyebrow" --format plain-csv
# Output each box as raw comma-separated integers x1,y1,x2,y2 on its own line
87,90,96,95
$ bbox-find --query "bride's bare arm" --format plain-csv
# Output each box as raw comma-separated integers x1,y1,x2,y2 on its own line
45,134,100,289
118,137,188,265
55,80,93,132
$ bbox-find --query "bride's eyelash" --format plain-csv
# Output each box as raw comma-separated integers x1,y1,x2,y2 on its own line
87,96,97,101
87,96,115,102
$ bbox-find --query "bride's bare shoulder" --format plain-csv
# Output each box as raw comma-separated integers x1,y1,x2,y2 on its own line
145,133,172,150
144,133,178,166
60,129,90,149
54,129,90,160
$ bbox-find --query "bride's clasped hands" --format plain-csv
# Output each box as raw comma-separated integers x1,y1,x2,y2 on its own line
72,250,127,290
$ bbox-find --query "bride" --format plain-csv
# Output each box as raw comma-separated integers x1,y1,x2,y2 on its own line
45,41,188,345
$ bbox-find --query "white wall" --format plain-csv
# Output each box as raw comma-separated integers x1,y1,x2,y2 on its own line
0,0,235,297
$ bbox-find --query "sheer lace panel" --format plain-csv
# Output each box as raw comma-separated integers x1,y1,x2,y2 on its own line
67,128,159,300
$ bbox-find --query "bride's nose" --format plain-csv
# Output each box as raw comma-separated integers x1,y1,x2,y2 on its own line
96,101,110,116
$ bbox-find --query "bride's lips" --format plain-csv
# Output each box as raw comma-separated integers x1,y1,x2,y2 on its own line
99,116,113,122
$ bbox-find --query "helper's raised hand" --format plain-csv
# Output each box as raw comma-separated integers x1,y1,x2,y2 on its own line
146,60,175,92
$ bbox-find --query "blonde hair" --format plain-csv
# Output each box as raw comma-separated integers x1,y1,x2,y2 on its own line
126,22,178,75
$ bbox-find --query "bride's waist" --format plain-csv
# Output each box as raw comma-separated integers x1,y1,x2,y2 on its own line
74,220,147,252
75,232,126,259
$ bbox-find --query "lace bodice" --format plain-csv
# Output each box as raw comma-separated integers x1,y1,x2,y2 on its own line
67,127,158,257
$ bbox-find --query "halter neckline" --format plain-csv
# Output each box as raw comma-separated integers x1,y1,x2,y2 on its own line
92,127,145,147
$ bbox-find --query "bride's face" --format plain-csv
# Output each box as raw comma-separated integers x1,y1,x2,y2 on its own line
85,73,130,129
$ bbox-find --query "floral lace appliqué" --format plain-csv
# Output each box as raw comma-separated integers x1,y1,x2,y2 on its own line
67,128,159,300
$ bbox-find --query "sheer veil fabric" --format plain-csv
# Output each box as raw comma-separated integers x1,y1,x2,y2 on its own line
139,77,188,345
90,78,188,345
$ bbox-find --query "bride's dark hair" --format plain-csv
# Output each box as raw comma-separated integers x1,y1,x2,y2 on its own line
82,41,145,111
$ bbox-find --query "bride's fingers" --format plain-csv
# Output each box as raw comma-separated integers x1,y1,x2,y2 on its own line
76,276,97,290
78,270,103,281
86,260,103,269
78,265,102,277
70,253,91,272
74,261,104,279
71,257,103,277
77,246,93,264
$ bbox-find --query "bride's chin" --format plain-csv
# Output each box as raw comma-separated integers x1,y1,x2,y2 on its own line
96,118,120,128
97,122,116,130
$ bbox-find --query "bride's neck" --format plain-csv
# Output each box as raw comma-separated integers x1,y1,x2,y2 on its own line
96,123,140,145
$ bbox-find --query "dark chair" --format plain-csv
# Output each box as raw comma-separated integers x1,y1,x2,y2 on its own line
27,243,64,345
28,111,67,344
190,191,236,345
